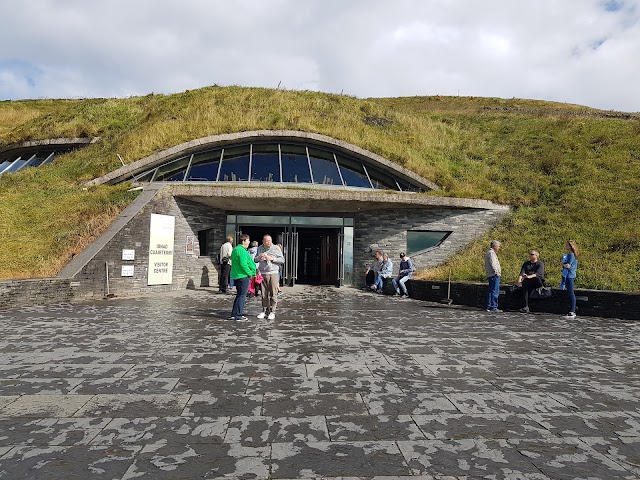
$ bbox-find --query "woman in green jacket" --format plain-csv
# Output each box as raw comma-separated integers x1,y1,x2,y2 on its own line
229,234,256,321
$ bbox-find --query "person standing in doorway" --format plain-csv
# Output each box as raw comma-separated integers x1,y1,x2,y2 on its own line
393,252,415,297
485,240,502,312
229,234,256,321
562,240,579,318
219,236,233,294
255,234,285,320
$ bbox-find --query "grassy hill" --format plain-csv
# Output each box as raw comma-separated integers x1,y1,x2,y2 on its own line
1,87,638,291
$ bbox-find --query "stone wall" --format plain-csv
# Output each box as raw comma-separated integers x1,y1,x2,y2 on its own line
406,279,640,321
0,278,79,309
71,191,225,299
354,207,504,286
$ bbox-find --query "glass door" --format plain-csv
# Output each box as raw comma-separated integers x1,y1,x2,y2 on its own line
282,226,299,286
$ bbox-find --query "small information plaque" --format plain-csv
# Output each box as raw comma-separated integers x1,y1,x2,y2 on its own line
122,249,135,261
121,265,134,277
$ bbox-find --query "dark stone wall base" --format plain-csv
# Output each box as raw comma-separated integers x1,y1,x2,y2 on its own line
405,280,640,321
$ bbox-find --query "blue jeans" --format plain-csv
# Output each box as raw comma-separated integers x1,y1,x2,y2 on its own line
487,275,500,310
566,276,576,313
231,276,250,319
374,275,385,290
392,275,411,295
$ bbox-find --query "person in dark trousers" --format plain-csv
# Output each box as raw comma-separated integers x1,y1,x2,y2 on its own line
484,240,502,312
218,236,233,293
228,234,256,321
364,251,382,289
517,250,545,313
393,252,415,297
562,240,579,318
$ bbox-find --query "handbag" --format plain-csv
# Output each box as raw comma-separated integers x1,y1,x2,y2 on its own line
529,286,552,299
255,270,263,284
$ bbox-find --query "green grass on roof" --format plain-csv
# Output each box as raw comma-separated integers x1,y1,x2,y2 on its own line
1,86,639,291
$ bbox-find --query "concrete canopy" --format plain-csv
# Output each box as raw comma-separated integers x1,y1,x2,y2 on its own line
168,184,508,213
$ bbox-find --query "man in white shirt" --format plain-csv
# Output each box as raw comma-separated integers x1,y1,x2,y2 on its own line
484,240,502,312
219,236,233,293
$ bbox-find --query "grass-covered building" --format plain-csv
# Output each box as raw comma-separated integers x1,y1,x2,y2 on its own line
1,86,638,296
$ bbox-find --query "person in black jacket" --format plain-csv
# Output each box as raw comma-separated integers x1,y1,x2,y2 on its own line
516,250,545,313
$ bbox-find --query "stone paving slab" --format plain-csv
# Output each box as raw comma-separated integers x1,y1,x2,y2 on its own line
1,285,640,479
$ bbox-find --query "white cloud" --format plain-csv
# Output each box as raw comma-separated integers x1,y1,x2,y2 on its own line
0,0,638,111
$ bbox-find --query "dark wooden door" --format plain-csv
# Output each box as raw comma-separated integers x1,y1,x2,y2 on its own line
320,231,339,285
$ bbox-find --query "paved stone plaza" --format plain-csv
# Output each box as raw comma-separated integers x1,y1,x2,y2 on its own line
0,286,639,479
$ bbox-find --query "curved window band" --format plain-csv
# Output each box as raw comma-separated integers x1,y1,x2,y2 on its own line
132,142,424,192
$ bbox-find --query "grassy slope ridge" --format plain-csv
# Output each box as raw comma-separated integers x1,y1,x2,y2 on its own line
0,87,638,290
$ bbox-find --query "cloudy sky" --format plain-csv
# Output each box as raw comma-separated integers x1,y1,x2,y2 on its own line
1,0,639,111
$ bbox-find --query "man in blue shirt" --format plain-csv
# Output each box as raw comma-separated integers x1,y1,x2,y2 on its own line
393,252,415,297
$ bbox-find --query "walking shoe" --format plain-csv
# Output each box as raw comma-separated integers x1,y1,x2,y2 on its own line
565,312,576,318
370,285,377,291
235,316,249,321
257,312,266,319
519,307,530,313
226,316,236,320
486,308,503,312
395,290,401,296
276,291,284,297
267,312,276,320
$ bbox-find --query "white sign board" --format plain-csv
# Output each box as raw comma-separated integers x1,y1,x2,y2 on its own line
122,249,135,261
121,265,134,277
147,214,175,285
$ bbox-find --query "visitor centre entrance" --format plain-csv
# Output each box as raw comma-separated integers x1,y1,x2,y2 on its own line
226,214,354,287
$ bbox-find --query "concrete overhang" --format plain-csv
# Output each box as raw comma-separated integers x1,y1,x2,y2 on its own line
167,183,509,213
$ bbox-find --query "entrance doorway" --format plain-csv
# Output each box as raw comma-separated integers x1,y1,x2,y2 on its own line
236,225,341,287
228,214,353,287
296,228,340,285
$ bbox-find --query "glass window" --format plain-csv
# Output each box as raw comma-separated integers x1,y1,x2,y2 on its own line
280,144,312,183
133,169,156,182
367,166,400,191
236,215,289,225
406,231,452,255
342,226,354,286
4,159,27,173
0,160,14,173
154,156,191,181
308,148,342,186
291,216,343,226
251,144,281,182
336,155,372,188
219,146,250,182
187,150,221,181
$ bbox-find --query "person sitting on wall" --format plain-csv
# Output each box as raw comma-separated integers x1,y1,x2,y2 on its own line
516,250,545,313
372,252,393,293
393,252,415,297
364,250,383,290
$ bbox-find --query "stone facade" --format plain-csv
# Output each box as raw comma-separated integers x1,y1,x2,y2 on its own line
59,189,506,299
70,191,226,299
355,207,504,284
